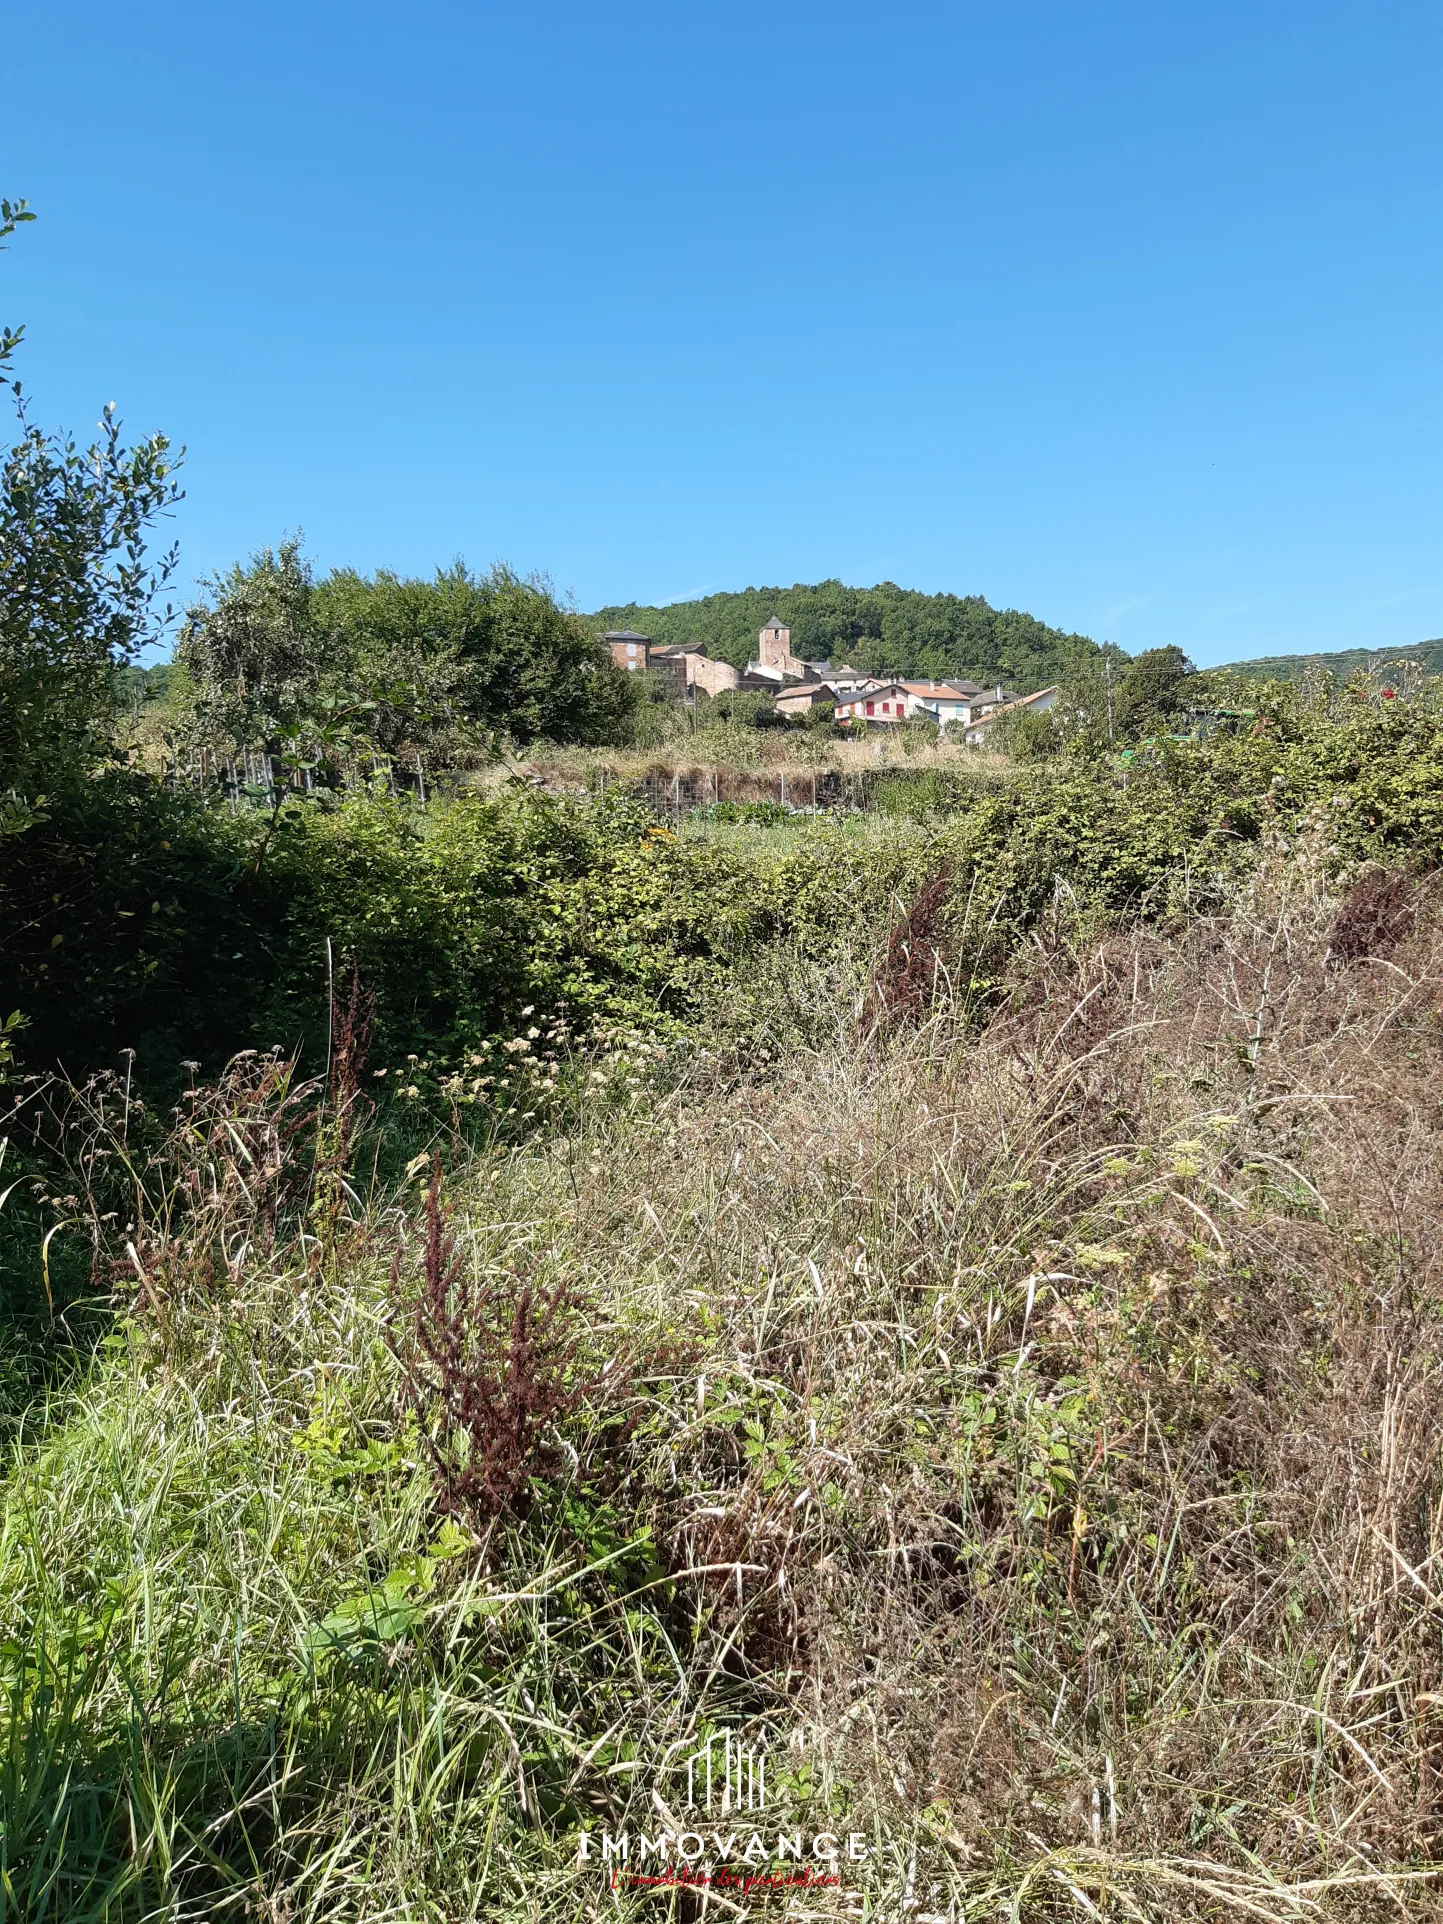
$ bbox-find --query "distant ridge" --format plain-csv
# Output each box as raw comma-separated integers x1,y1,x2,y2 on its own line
586,579,1101,691
1220,638,1443,684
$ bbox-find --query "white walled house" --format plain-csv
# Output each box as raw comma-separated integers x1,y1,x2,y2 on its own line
833,680,993,726
961,686,1061,745
833,683,913,725
898,681,1017,728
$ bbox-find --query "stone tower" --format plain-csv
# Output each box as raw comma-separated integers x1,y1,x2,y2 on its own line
758,616,792,672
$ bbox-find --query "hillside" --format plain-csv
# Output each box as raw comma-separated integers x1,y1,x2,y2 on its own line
588,578,1101,689
1220,636,1443,684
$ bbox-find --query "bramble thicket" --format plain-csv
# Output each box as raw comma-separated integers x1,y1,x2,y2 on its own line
7,688,1443,1097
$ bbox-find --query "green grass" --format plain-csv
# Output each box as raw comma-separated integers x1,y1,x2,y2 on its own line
4,829,1443,1917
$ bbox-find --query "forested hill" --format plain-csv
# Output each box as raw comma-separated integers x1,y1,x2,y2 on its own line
588,580,1101,688
1220,637,1443,684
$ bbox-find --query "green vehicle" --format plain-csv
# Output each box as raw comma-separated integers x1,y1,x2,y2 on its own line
1116,707,1259,765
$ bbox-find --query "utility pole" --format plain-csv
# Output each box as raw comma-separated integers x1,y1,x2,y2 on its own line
1104,646,1115,746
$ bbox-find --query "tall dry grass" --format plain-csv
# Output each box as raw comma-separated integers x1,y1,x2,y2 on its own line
524,733,1014,791
484,826,1443,1917
4,828,1443,1917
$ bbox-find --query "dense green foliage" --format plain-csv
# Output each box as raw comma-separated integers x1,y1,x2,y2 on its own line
8,690,1443,1110
1109,642,1195,731
0,198,182,804
0,781,874,1088
590,577,1102,688
1222,636,1443,684
175,542,636,758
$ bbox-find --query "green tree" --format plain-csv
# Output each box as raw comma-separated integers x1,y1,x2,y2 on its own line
0,198,183,801
1115,645,1195,736
179,551,638,755
174,537,329,751
320,562,637,748
992,702,1065,761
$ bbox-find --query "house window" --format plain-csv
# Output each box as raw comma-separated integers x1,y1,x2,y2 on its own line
865,701,875,716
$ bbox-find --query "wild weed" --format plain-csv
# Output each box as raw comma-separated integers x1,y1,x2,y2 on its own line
389,1159,591,1537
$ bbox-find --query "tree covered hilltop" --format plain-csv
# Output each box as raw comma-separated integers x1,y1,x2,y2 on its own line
1221,635,1443,684
588,579,1103,688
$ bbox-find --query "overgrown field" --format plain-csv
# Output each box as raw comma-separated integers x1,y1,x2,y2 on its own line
5,826,1443,1918
7,693,1443,1092
5,698,1443,1918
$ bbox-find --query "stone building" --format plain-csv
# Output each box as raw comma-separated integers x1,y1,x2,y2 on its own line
754,615,807,680
651,642,740,698
604,630,652,672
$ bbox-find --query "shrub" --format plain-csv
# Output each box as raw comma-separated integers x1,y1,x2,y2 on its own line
859,862,952,1037
1325,864,1416,965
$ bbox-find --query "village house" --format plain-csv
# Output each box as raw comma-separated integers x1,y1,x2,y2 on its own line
646,648,692,698
831,677,1048,733
832,681,915,725
604,629,652,672
604,630,739,697
830,680,970,726
896,680,1012,728
903,681,1040,728
773,682,837,718
739,659,790,692
826,667,875,696
959,686,1061,744
650,641,740,698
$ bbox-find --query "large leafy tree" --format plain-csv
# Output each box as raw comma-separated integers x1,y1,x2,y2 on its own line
0,198,183,802
173,537,333,749
1115,644,1196,734
315,561,637,747
179,549,637,753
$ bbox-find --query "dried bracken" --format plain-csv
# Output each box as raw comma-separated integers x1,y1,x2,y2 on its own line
1325,862,1416,966
391,1159,588,1532
859,860,952,1038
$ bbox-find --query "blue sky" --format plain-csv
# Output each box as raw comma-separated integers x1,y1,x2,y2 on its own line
4,1,1440,665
